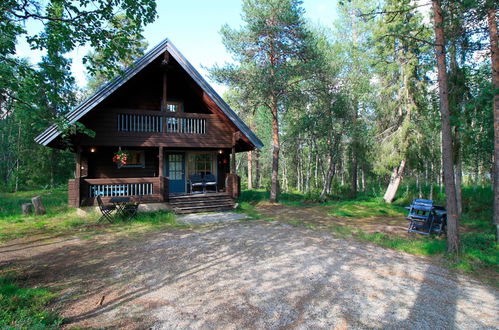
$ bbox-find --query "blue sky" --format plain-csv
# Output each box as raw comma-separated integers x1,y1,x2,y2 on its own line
16,0,338,94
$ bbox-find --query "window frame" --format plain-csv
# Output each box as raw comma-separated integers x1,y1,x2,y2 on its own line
119,150,146,168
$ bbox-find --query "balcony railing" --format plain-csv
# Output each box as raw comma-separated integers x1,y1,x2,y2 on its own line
117,112,206,134
117,114,162,132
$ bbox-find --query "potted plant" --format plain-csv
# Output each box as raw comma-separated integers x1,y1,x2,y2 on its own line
112,150,130,167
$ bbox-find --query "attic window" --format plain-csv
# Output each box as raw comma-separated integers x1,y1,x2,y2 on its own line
166,101,182,112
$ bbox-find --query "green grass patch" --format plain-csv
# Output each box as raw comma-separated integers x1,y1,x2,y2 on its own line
238,189,322,205
0,189,184,243
234,202,260,219
0,274,62,329
326,199,406,218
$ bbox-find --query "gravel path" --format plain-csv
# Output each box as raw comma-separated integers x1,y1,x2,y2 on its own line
1,221,497,329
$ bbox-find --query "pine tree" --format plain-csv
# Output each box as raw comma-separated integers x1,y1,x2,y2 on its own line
210,0,316,202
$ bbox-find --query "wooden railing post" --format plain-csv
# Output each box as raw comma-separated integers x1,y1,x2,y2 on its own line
74,147,82,207
159,146,164,177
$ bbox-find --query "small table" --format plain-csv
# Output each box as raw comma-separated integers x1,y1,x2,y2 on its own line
109,196,131,218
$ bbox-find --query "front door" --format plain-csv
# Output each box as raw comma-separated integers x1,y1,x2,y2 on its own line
166,153,185,194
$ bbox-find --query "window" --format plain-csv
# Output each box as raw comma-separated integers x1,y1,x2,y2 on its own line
120,150,145,168
188,153,214,177
168,154,183,180
166,101,183,112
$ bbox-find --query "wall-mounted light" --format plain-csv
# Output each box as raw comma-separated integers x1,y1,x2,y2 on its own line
90,147,96,153
218,149,223,154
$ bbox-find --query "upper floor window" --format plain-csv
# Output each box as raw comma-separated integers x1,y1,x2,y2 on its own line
166,101,183,112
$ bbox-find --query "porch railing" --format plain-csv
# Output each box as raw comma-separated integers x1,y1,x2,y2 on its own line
79,177,169,205
89,182,154,197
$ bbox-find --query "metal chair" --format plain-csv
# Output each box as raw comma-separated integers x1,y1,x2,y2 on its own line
406,199,437,235
122,195,142,220
189,174,204,193
203,173,217,193
96,194,116,223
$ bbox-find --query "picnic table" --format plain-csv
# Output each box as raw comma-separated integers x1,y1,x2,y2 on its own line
109,196,130,218
97,195,141,223
406,199,447,236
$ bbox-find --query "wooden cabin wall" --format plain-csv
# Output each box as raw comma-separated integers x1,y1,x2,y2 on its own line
86,147,158,178
98,56,211,114
74,54,244,149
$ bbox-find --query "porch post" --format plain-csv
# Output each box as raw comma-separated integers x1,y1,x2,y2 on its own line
227,132,240,199
74,147,82,207
158,146,165,201
158,146,164,177
231,146,236,174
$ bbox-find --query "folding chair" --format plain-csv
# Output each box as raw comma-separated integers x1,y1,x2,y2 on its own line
96,194,116,223
203,173,217,193
122,195,142,221
189,174,204,193
406,199,436,235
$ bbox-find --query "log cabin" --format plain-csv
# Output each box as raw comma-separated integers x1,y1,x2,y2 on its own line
35,38,263,213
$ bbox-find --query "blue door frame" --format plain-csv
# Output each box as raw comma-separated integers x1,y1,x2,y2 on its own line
165,153,185,194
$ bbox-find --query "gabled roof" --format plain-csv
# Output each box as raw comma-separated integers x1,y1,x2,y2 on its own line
35,38,263,149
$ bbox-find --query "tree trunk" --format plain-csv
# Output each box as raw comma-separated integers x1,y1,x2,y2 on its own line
361,163,366,192
283,151,289,192
314,152,319,189
306,142,312,193
455,140,463,216
255,149,260,189
320,155,335,201
22,203,32,215
384,159,406,203
270,94,280,203
487,6,499,242
247,150,253,189
320,136,335,201
15,123,21,192
433,0,459,253
351,105,358,198
32,195,46,215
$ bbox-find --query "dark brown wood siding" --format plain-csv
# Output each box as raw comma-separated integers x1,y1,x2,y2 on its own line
78,110,234,148
70,52,252,150
86,147,158,178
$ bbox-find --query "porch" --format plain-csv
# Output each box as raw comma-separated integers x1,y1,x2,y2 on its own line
68,146,241,208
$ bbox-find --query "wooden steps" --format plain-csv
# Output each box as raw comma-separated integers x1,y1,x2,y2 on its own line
169,193,235,214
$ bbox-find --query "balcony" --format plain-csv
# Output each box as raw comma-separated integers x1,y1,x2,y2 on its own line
117,110,207,135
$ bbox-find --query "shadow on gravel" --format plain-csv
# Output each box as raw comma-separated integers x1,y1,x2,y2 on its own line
1,222,497,328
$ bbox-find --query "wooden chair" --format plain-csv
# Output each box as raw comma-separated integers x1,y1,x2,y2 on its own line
96,194,116,223
122,195,142,220
204,173,217,193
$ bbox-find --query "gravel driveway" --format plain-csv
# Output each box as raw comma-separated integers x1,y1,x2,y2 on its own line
1,221,497,329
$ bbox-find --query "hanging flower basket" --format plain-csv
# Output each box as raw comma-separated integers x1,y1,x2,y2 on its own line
113,150,130,166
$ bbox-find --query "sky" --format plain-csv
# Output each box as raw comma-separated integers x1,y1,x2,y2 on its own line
15,0,339,95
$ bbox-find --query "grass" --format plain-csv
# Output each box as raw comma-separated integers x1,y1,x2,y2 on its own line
0,188,184,243
0,274,62,329
326,199,406,218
